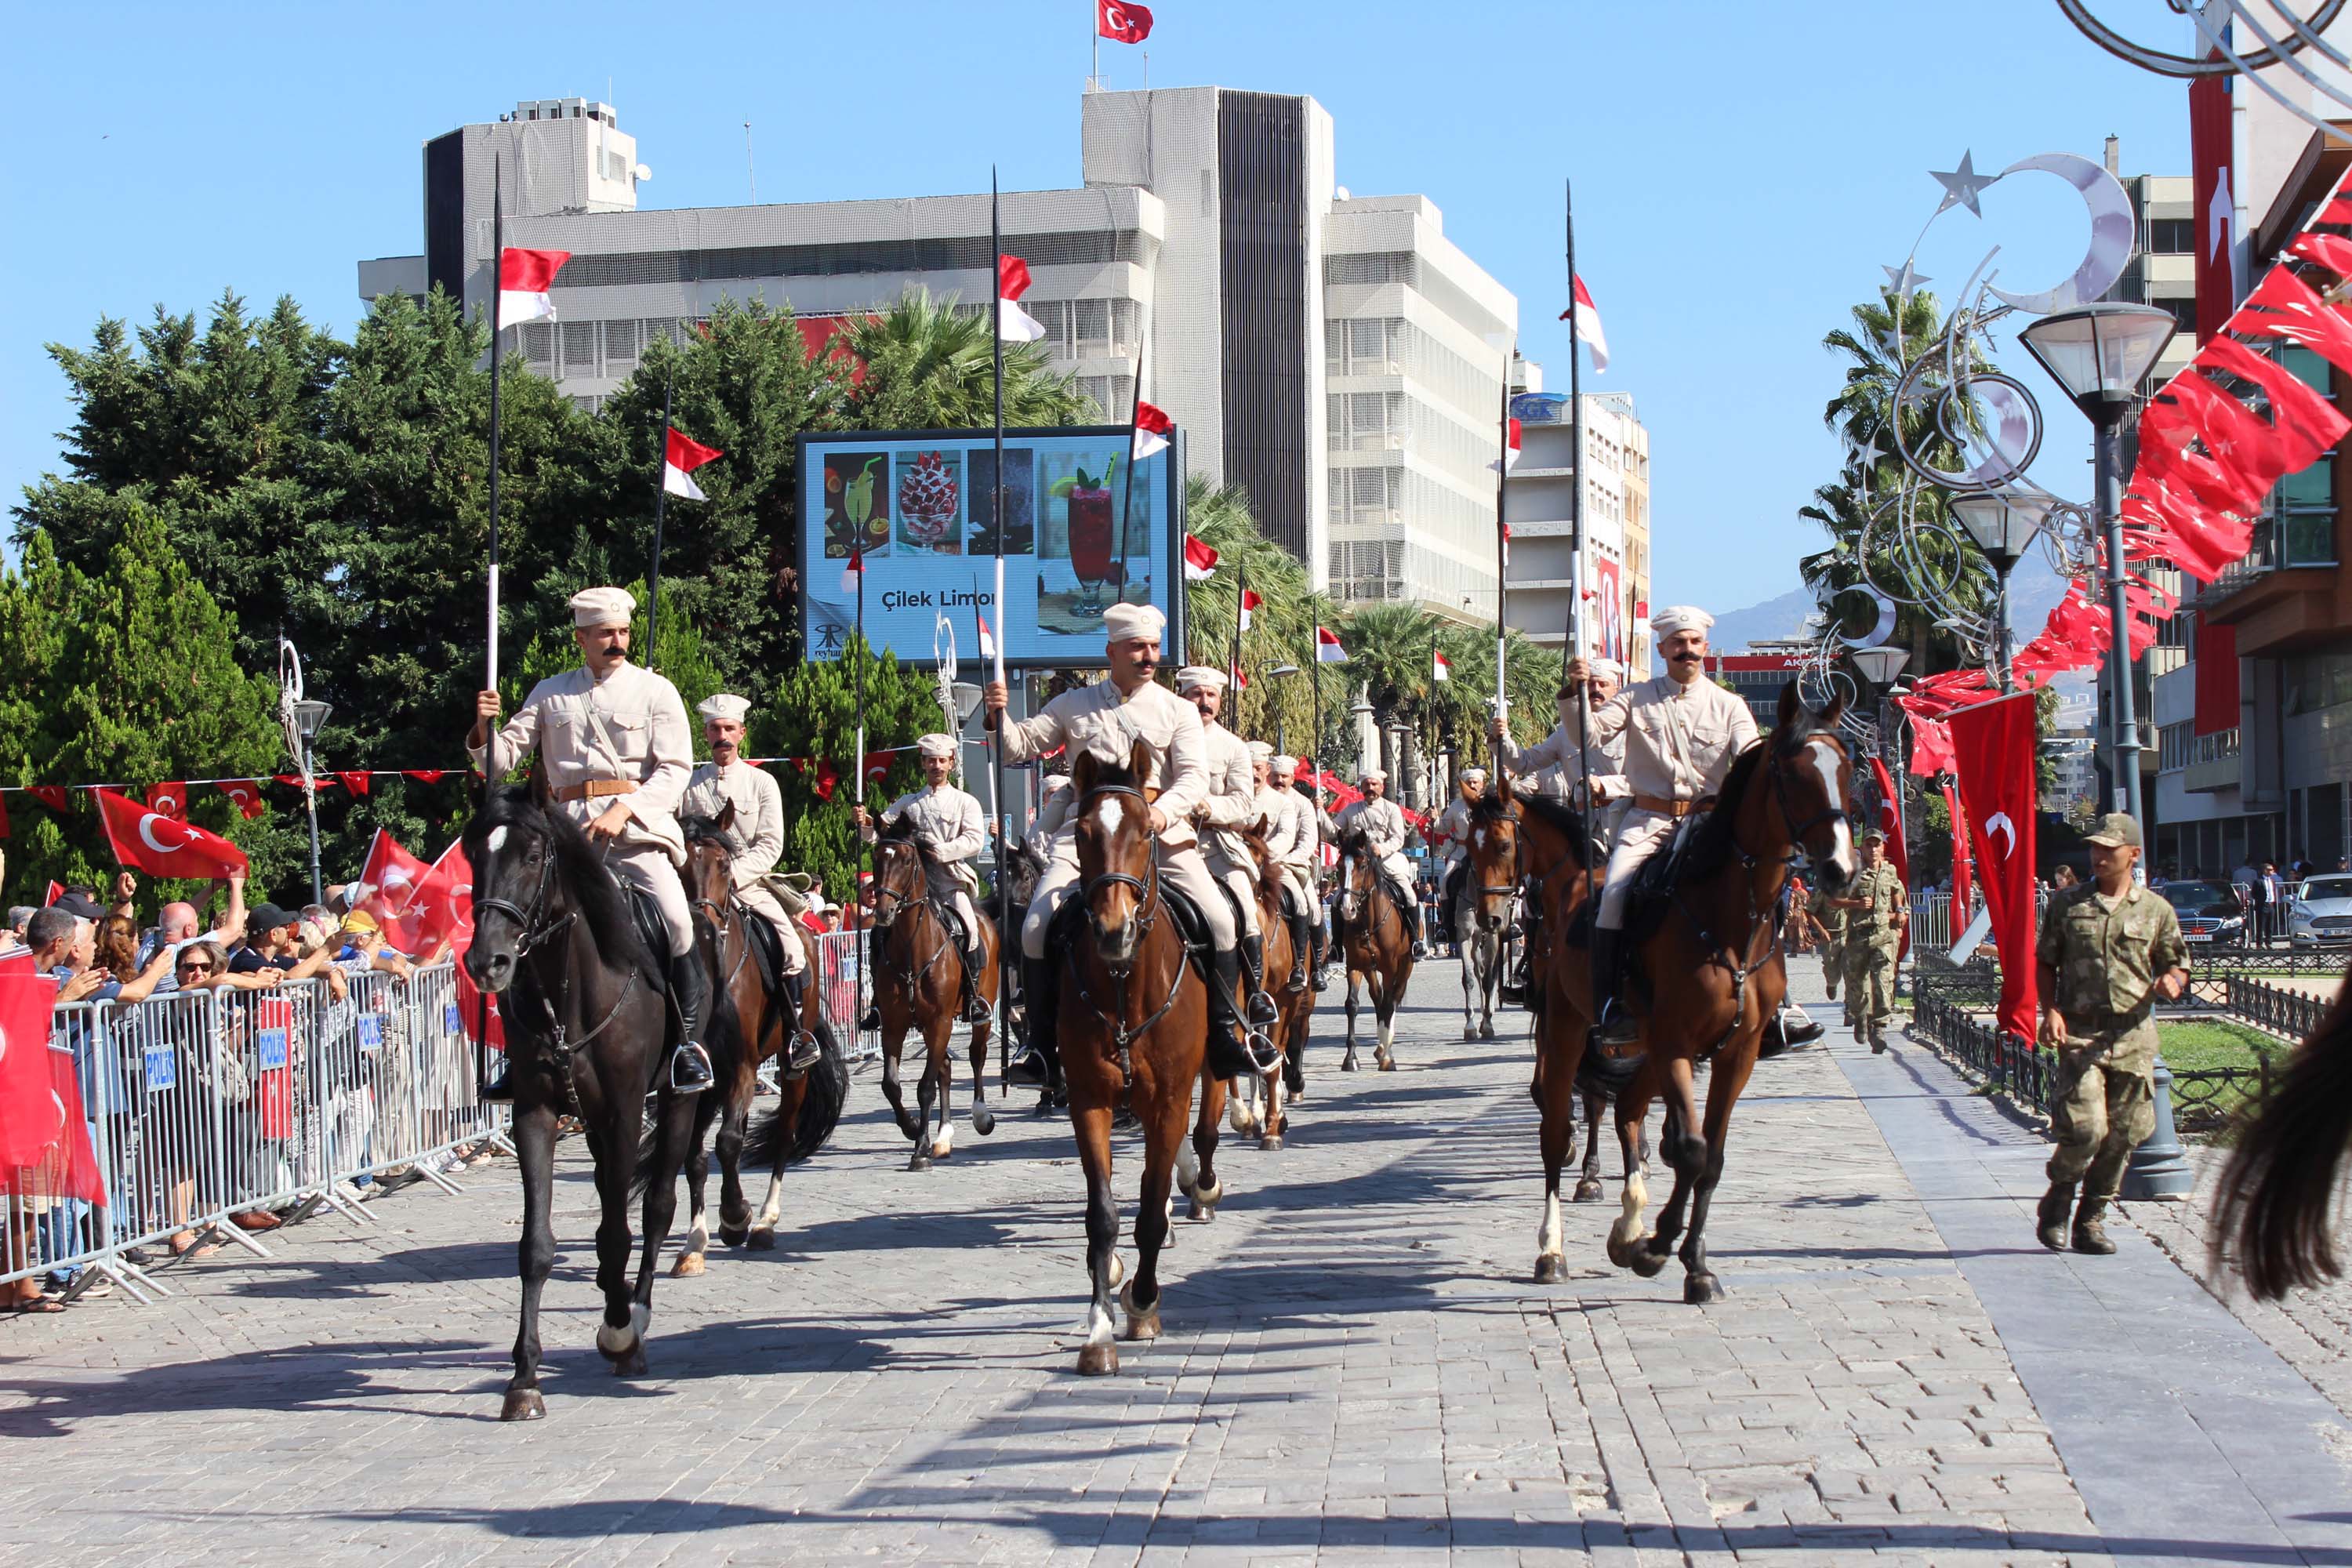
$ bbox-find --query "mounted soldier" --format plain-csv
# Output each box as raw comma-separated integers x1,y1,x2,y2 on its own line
854,733,993,1026
985,603,1282,1089
1176,666,1283,1035
1261,751,1322,991
1428,766,1487,947
679,692,819,1073
1335,769,1426,959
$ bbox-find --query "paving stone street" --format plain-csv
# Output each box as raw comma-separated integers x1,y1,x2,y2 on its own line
4,959,2349,1567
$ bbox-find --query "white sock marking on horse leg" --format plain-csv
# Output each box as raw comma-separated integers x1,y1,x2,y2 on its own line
757,1177,783,1229
1611,1169,1650,1249
687,1208,708,1252
1085,1294,1118,1348
1538,1189,1564,1259
932,1123,953,1157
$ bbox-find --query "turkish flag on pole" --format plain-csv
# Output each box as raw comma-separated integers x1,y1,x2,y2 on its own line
94,789,249,880
1494,416,1523,474
1868,754,1910,961
1559,275,1611,371
498,247,570,325
1432,650,1451,684
996,256,1046,343
1098,0,1153,44
413,840,477,960
1948,693,2041,1040
663,427,724,501
1133,399,1173,459
360,829,434,946
144,781,189,820
1239,587,1262,631
2190,64,2235,343
1942,781,1973,919
1182,533,1219,580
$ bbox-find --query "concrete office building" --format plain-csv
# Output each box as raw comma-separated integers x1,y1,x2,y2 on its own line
1498,366,1653,679
360,89,1519,612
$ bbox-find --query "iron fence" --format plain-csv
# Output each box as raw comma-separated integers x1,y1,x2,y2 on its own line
812,929,880,1063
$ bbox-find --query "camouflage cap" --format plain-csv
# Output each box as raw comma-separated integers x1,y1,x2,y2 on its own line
1860,826,1886,844
2084,811,2143,849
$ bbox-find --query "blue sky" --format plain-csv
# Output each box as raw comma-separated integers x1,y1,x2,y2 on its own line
0,1,2190,614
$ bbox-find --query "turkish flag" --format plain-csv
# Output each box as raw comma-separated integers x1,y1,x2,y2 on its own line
1942,781,1973,919
94,789,249,879
1098,0,1152,45
1868,754,1910,962
0,975,103,1201
360,829,434,948
996,256,1045,343
1134,399,1173,459
2190,63,2234,344
218,779,267,819
28,786,67,812
412,840,476,956
1948,693,2041,1040
1181,532,1219,581
403,770,448,785
144,780,189,820
498,246,571,325
662,427,724,501
335,771,372,797
812,757,840,802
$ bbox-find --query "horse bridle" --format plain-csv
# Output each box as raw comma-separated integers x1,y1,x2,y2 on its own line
1068,782,1183,1080
1769,732,1851,851
473,822,640,1111
474,834,572,956
870,838,953,986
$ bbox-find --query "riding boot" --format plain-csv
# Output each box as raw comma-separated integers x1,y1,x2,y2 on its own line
1207,946,1282,1079
1780,1003,1825,1047
1311,914,1330,991
1287,910,1312,993
2036,1180,2076,1251
1241,933,1279,1025
960,940,993,1025
1407,896,1428,960
667,953,716,1094
779,971,821,1076
1501,944,1529,1007
477,1051,514,1103
1005,953,1059,1089
2071,1194,2118,1255
1586,927,1639,1049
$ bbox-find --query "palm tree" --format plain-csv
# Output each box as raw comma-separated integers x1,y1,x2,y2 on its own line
1180,477,1350,762
1341,601,1443,790
838,289,1091,431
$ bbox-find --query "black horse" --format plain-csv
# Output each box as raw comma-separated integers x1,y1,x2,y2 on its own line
462,786,728,1421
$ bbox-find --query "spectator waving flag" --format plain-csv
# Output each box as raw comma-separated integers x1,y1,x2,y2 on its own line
1133,399,1174,459
94,789,248,879
996,256,1046,343
662,428,724,501
498,247,571,324
1098,0,1153,44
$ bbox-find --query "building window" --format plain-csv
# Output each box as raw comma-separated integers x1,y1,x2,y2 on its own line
1323,252,1417,289
2146,217,2194,254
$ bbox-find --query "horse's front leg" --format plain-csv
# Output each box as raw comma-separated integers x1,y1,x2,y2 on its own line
1126,1073,1187,1344
748,1076,807,1250
625,1088,698,1374
1638,1054,1708,1280
1073,1098,1122,1376
1679,1044,1758,1305
968,938,996,1138
1575,1089,1608,1203
911,1011,952,1169
714,1066,753,1247
1186,1073,1225,1220
594,1094,650,1375
1374,975,1396,1072
670,1098,717,1276
1606,1073,1657,1274
1341,969,1361,1072
1533,1033,1581,1284
503,1102,558,1421
878,1014,920,1142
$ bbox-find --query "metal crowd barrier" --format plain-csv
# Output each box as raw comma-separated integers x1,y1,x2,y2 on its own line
2,959,506,1305
812,929,880,1063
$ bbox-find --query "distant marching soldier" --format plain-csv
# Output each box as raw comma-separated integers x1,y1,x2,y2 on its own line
1835,827,1907,1053
1335,768,1428,959
1259,747,1321,991
469,585,713,1095
2033,813,2190,1255
1176,666,1283,1033
1804,874,1851,1025
680,692,819,1072
854,733,994,1026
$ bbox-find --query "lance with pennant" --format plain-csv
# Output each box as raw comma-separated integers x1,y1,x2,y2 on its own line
485,156,506,695
646,374,673,670
989,167,1014,1077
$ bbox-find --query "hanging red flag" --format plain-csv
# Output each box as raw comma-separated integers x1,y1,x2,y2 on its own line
1316,626,1348,663
864,756,895,784
1948,693,2041,1041
144,780,189,820
1943,782,1973,920
996,256,1045,343
403,770,448,785
94,789,249,880
662,427,724,501
498,247,571,325
27,786,67,812
812,758,840,802
335,771,372,797
1559,275,1611,371
1182,533,1219,581
42,881,62,907
218,780,267,819
1239,587,1263,631
1097,0,1153,44
1868,753,1910,961
1494,416,1523,475
412,840,476,960
1133,399,1173,460
2190,60,2234,343
2194,615,2241,737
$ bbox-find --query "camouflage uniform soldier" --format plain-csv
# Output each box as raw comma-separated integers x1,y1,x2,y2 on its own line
1836,828,1907,1053
2033,813,2190,1255
1803,880,1849,1020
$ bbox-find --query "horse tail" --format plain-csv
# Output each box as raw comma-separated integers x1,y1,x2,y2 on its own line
743,1021,851,1171
2212,961,2352,1299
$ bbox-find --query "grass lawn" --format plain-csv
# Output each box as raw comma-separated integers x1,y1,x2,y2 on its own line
2158,1019,2288,1131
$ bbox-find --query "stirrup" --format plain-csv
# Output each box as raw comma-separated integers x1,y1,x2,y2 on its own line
1586,1008,1639,1050
786,1030,821,1075
1243,1028,1283,1076
669,1040,715,1094
477,1063,514,1104
1247,988,1279,1025
961,993,992,1025
858,1004,881,1031
1004,1042,1052,1089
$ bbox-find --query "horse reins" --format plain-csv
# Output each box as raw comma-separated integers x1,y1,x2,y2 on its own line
1069,783,1185,1086
871,840,955,991
477,826,646,1115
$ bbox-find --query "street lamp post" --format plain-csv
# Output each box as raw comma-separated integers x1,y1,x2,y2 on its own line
292,697,332,906
2018,302,2177,830
1949,488,2052,695
1848,644,1910,811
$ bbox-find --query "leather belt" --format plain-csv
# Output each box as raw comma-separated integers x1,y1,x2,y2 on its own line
554,779,639,803
1633,794,1702,818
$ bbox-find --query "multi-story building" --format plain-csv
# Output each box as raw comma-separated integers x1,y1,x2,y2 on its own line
359,89,1519,612
1498,371,1653,677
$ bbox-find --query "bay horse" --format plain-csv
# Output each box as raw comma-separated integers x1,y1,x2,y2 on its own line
1061,737,1214,1374
461,786,717,1420
1335,825,1416,1072
661,808,849,1270
1228,822,1306,1151
1518,684,1854,1301
869,816,1000,1168
2213,956,2352,1298
1452,830,1512,1043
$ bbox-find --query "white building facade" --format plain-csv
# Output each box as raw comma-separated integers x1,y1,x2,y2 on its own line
1497,374,1653,680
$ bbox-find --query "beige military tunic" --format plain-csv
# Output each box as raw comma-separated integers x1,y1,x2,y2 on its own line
681,759,803,976
1503,702,1631,806
1192,720,1263,938
1336,796,1415,901
1258,782,1315,912
863,783,987,937
469,661,696,956
1575,673,1760,929
996,677,1230,959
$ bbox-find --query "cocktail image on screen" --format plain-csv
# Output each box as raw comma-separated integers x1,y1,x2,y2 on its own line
966,447,1036,555
1036,448,1153,630
821,451,892,559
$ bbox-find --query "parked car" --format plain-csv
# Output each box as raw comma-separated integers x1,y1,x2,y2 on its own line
2158,879,2249,946
2289,873,2352,949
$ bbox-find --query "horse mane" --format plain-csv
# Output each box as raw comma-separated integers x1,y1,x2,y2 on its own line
1240,819,1283,898
1506,789,1588,854
1679,705,1837,882
475,786,657,978
679,811,745,860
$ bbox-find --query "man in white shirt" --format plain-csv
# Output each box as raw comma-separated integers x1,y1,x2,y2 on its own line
1336,769,1425,959
855,733,993,1024
1261,750,1319,991
1176,666,1281,1030
470,585,712,1094
1428,767,1487,947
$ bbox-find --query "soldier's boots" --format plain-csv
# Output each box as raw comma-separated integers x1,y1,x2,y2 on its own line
1241,933,1280,1026
2036,1181,2077,1251
668,952,716,1094
1207,946,1283,1078
478,1054,515,1103
1587,927,1640,1050
2072,1195,2119,1255
1870,1026,1889,1055
1408,896,1428,960
1287,909,1313,993
779,971,821,1076
1005,953,1060,1090
1311,917,1332,991
960,939,993,1025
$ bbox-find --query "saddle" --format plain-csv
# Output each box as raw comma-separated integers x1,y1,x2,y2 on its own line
742,902,787,1000
1047,875,1219,992
1563,807,1715,958
617,880,673,997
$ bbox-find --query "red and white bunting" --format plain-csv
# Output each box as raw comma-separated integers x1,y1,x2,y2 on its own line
1182,533,1219,581
1559,274,1610,372
144,780,188,821
1432,650,1450,683
498,247,570,325
1134,398,1174,460
663,427,724,501
1316,626,1348,664
996,256,1046,343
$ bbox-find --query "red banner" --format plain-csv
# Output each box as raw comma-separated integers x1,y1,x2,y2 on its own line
1949,693,2040,1040
1942,781,1973,920
0,974,104,1200
2190,64,2235,344
2194,614,2241,738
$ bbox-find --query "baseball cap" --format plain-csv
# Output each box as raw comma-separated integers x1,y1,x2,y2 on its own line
52,891,107,920
2083,812,2143,849
247,902,299,933
1860,827,1886,844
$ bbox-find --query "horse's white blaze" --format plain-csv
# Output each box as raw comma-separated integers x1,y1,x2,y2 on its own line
1093,797,1123,837
486,825,509,855
757,1178,783,1227
1805,739,1856,882
1538,1189,1564,1258
1611,1168,1650,1250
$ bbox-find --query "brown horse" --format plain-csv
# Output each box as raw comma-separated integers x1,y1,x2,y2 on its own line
1519,685,1855,1300
664,808,850,1271
869,817,1000,1170
1061,738,1214,1374
2212,956,2352,1298
1227,823,1306,1150
1336,825,1416,1072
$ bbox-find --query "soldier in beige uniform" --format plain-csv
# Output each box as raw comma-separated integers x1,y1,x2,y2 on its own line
1261,750,1319,990
680,693,820,1073
1428,767,1486,947
984,603,1278,1087
1336,770,1426,957
1497,657,1630,1000
1176,667,1280,1029
469,586,713,1094
854,733,993,1025
1498,606,1759,1046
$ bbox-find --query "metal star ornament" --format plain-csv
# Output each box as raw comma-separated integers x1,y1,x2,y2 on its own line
1882,258,1930,304
1930,151,1997,217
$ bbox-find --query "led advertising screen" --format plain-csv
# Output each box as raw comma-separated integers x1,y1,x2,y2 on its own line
798,426,1184,668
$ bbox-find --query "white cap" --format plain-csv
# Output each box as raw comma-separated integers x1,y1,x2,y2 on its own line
1460,767,1488,782
1270,754,1298,778
1102,602,1166,644
1174,666,1228,694
1044,773,1071,793
1650,604,1714,638
569,586,637,628
1588,657,1625,681
1359,768,1387,784
1246,740,1273,761
916,733,956,760
698,693,751,724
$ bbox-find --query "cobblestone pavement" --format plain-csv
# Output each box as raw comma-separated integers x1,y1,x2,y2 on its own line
3,960,2347,1566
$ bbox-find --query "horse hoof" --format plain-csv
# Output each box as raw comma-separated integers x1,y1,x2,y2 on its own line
1534,1252,1567,1285
1076,1342,1120,1376
717,1225,749,1248
930,1138,953,1160
1480,1024,1495,1040
1630,1246,1670,1280
500,1388,546,1422
1341,1055,1358,1073
746,1229,778,1250
1605,1232,1635,1269
1188,1199,1217,1221
1685,1272,1724,1305
1463,1027,1479,1042
1124,1306,1162,1342
1377,1054,1396,1073
909,1152,931,1172
670,1252,706,1278
972,1109,996,1138
614,1345,648,1377
1573,1178,1605,1203
1260,1134,1283,1152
